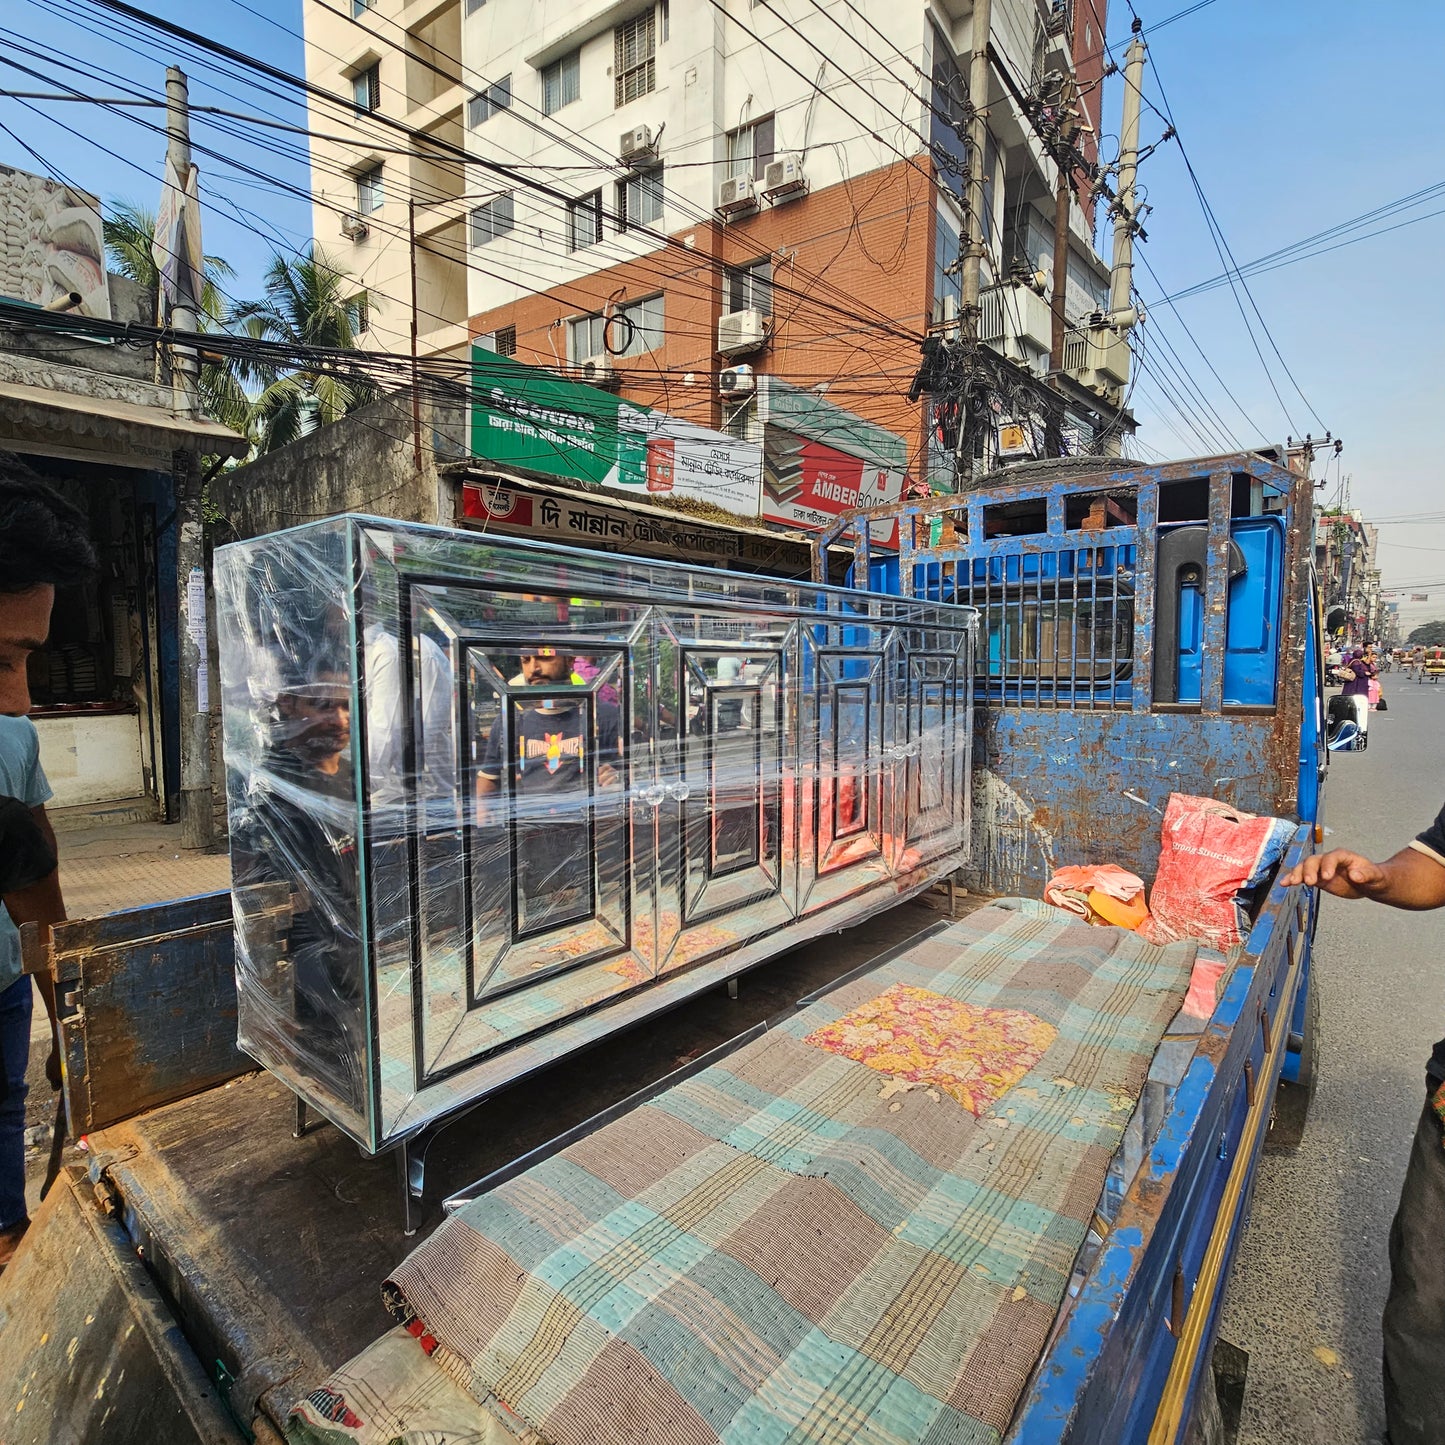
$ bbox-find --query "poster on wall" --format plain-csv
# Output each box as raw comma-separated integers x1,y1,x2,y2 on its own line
760,427,904,546
0,164,110,319
470,347,762,515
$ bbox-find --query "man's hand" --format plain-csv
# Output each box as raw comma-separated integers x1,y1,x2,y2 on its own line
1283,842,1445,911
1282,848,1387,899
597,763,619,788
44,1039,61,1091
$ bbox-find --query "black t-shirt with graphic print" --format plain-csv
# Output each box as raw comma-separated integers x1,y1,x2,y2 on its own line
479,700,621,799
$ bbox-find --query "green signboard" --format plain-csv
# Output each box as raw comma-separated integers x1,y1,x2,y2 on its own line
469,346,764,515
470,347,645,489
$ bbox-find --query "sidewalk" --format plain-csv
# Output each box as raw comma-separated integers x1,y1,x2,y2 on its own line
57,821,232,918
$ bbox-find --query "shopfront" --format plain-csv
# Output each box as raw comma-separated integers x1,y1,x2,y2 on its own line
0,357,246,814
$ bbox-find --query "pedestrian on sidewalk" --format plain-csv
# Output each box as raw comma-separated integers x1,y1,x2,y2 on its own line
0,454,95,1270
1283,812,1445,1445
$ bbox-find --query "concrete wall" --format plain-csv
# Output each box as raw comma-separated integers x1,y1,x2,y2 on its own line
210,390,463,541
0,273,155,379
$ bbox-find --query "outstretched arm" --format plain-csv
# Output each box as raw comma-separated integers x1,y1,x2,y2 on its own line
1282,845,1445,910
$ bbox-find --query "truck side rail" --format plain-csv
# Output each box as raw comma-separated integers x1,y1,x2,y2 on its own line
1007,823,1315,1443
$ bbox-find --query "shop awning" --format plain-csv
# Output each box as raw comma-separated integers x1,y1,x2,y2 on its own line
0,378,249,469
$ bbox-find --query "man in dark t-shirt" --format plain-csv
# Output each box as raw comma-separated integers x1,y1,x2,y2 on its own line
477,650,622,930
1284,805,1445,1445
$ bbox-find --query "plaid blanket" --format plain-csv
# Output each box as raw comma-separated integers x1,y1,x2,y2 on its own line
381,905,1196,1445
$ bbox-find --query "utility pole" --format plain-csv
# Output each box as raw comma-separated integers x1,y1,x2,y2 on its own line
1108,28,1147,319
165,66,200,415
1049,161,1070,372
956,0,992,486
959,0,993,337
408,198,423,473
167,64,214,849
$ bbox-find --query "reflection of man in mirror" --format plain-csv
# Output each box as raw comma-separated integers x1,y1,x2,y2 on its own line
477,649,622,928
230,654,365,1111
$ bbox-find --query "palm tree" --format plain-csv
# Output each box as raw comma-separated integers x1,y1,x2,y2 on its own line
103,198,234,326
228,247,375,453
104,199,256,446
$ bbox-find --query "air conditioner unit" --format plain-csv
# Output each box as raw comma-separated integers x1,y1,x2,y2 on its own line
719,363,755,398
340,212,369,241
619,125,655,164
761,153,807,201
716,174,759,214
717,308,767,355
579,355,619,388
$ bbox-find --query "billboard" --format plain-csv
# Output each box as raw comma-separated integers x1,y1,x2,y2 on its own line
469,347,762,516
761,427,904,545
0,165,110,319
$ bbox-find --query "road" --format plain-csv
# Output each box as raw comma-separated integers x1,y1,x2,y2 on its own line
1223,672,1445,1443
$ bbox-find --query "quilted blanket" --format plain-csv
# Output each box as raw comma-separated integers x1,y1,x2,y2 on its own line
380,904,1196,1445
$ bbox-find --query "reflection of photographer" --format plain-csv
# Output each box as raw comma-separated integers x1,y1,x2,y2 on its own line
477,650,622,931
230,656,365,1111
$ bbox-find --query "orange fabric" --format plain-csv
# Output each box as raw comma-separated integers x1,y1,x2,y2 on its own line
1087,888,1150,930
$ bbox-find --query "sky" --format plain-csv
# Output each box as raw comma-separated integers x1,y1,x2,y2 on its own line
2,0,1442,630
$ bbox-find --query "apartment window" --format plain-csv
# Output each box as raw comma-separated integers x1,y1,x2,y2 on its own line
467,74,511,127
567,189,604,251
352,62,380,115
464,0,487,13
725,115,775,181
494,324,517,357
351,293,370,336
352,0,375,16
618,167,663,229
725,258,772,315
570,313,606,362
614,10,656,107
616,293,664,356
541,50,580,114
355,163,384,215
470,192,514,246
569,296,663,361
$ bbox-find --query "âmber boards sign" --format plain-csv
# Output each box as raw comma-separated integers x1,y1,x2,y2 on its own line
469,346,762,516
761,428,904,546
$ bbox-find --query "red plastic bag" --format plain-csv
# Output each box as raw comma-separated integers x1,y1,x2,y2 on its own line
1140,793,1279,950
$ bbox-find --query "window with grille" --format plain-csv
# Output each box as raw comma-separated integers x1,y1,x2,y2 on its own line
617,167,663,229
570,313,606,361
494,325,517,357
355,164,384,215
725,258,772,315
467,74,511,127
351,293,370,335
352,63,380,114
541,51,580,114
567,190,604,251
470,192,514,246
724,115,775,180
614,10,656,107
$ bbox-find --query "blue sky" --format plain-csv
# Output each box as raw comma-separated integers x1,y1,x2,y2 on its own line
3,0,1442,621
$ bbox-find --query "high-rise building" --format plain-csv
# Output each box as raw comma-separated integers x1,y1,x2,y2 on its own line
302,0,1123,484
302,0,471,362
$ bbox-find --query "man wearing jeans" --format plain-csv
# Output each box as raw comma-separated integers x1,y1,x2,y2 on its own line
0,455,94,1268
0,720,60,1267
1283,808,1445,1445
